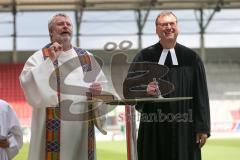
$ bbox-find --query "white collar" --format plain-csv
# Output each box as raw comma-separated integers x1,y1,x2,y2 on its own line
158,48,178,65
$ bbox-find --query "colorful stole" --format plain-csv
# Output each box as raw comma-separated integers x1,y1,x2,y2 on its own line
42,45,94,160
86,92,95,160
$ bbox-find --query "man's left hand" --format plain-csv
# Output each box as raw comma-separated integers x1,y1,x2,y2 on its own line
196,133,208,148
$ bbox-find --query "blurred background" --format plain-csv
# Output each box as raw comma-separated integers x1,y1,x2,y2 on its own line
0,0,240,160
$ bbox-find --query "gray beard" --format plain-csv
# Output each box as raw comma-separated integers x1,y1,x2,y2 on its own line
55,34,72,50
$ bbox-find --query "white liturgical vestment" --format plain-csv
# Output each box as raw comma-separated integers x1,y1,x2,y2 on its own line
20,48,108,160
0,99,23,160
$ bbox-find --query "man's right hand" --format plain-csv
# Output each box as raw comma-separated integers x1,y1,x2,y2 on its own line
49,42,63,62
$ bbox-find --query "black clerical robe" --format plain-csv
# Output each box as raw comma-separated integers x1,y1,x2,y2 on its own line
124,42,210,160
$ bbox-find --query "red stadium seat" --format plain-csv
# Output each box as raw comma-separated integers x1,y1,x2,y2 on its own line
0,64,32,127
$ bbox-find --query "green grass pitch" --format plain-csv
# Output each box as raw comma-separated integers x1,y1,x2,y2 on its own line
13,138,240,160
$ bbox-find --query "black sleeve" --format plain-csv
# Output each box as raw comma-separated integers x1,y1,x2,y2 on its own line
194,55,211,137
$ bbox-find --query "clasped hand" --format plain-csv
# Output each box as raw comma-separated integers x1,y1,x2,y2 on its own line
89,82,102,95
49,42,63,62
0,139,9,148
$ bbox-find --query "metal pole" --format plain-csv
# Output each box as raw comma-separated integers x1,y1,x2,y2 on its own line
75,11,80,47
197,1,222,63
136,2,153,50
12,0,17,63
125,105,137,160
136,10,142,49
75,0,85,47
199,9,206,63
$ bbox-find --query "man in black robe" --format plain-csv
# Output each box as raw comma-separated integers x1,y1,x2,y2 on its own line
123,11,210,160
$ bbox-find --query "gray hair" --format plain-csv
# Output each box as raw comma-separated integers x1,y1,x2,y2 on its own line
155,11,178,26
48,13,71,31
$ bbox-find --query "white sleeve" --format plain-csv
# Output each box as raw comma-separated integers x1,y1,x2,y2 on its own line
6,126,23,159
4,103,23,159
19,51,58,108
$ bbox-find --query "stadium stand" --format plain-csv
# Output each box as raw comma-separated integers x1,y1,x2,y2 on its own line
0,64,32,127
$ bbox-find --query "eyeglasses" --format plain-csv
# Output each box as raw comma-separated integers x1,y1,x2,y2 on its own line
157,21,177,28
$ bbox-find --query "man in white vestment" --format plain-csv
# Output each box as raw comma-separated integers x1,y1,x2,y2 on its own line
19,13,109,160
0,99,23,160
